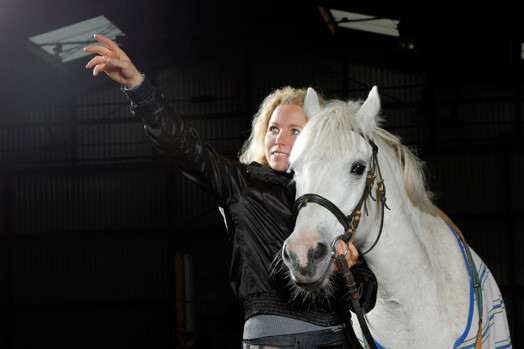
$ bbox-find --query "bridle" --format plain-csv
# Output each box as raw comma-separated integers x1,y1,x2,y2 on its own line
291,135,389,349
292,136,389,257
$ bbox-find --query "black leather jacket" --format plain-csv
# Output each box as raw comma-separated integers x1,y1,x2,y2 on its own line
123,77,377,326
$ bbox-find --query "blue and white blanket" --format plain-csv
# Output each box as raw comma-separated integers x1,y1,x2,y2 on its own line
357,218,512,348
449,221,512,349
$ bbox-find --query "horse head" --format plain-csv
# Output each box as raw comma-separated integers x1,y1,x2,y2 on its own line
282,86,384,295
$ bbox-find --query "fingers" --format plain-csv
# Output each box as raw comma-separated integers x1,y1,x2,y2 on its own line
90,60,124,76
83,35,120,57
92,63,106,76
335,240,346,256
346,241,359,267
85,55,108,76
334,240,359,270
93,34,119,51
85,55,106,69
86,54,124,69
83,34,139,86
84,45,111,57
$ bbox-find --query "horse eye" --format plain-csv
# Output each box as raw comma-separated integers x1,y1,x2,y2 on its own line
351,163,366,175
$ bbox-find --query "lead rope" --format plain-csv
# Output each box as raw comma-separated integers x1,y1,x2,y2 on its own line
336,254,377,349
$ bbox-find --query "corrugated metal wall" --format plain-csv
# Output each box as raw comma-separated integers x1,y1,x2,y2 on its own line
1,40,522,348
12,168,166,233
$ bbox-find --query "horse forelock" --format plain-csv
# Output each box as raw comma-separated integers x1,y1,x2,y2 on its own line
290,100,363,168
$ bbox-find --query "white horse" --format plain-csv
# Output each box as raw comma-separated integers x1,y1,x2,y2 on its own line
282,87,512,348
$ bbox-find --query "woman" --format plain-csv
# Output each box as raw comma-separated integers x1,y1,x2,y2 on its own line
85,34,377,349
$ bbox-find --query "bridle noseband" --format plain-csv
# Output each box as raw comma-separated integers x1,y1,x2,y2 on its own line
292,136,389,257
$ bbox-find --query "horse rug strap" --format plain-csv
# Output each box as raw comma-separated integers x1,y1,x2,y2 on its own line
336,255,377,349
437,208,512,349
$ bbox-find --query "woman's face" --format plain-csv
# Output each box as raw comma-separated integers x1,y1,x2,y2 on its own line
264,104,307,172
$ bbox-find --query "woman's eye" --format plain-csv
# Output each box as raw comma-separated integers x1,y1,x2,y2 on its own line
292,129,301,135
269,126,278,133
351,164,366,175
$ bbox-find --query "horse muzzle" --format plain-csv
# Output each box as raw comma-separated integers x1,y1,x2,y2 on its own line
293,268,331,290
282,240,332,290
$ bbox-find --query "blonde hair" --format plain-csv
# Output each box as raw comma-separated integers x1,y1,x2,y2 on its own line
239,86,324,165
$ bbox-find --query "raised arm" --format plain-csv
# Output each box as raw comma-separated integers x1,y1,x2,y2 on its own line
84,36,245,205
84,34,144,89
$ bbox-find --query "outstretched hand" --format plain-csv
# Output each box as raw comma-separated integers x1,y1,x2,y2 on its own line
333,239,359,273
84,34,144,89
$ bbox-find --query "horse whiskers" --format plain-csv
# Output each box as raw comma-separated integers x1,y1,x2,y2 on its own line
270,249,340,307
286,273,338,307
269,248,286,278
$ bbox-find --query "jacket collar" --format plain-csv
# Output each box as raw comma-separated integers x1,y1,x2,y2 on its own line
246,162,294,186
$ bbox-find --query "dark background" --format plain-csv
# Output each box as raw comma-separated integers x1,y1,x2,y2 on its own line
0,1,522,348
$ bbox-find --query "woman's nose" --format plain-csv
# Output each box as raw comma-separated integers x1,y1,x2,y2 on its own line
275,132,286,145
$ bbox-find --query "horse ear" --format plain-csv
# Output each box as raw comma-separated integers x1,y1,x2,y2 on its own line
355,86,381,135
304,87,322,120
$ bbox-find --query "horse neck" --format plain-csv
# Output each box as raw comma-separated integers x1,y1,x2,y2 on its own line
353,141,471,346
361,148,464,285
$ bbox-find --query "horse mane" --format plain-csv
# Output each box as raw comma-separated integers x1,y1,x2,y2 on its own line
291,99,436,215
374,127,436,215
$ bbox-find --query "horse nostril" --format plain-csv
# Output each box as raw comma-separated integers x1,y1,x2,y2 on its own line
312,242,329,262
282,242,292,264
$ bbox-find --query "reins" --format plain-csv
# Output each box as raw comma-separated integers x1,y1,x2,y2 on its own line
292,136,388,349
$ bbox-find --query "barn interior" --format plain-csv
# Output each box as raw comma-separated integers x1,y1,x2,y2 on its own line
1,0,523,347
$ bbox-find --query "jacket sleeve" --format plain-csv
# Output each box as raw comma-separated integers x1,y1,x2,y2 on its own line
340,256,377,314
123,77,245,206
352,256,378,313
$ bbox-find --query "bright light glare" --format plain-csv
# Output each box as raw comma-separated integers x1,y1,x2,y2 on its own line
28,15,124,63
329,9,399,37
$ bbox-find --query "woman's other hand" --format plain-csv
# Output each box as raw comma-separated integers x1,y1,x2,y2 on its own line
84,34,143,89
333,240,359,272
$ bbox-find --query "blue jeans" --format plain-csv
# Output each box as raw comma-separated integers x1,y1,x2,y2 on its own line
242,328,352,349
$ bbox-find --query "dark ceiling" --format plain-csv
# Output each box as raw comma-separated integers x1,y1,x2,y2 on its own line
2,0,524,108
